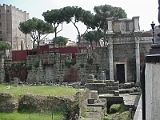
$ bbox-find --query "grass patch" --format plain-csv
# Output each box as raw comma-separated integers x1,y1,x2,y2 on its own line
0,110,65,120
0,84,83,120
0,84,82,97
81,105,86,117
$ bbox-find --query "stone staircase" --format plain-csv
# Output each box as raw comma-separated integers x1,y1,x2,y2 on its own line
79,90,107,120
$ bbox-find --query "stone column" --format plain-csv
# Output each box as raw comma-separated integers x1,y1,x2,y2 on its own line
145,54,160,120
108,35,114,80
135,35,140,83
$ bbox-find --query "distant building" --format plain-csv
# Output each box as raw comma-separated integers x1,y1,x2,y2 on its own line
40,38,77,47
39,38,53,45
0,4,32,53
66,40,77,47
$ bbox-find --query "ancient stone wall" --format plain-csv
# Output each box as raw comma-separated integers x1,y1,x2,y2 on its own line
93,47,110,79
25,51,102,83
139,43,151,64
26,53,72,83
0,93,18,112
0,90,91,119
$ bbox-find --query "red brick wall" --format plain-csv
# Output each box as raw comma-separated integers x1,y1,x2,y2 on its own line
12,46,87,61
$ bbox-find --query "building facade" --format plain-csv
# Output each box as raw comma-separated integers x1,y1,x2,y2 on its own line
0,4,32,53
93,16,152,83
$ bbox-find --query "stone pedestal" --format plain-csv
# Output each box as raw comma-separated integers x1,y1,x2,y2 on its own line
87,74,95,83
90,90,99,100
13,77,19,87
99,71,106,80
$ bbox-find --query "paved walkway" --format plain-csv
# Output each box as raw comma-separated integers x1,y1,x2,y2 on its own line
133,95,142,120
119,94,137,106
99,93,138,107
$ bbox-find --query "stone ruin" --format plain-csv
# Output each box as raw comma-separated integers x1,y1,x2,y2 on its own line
85,74,119,95
7,49,107,84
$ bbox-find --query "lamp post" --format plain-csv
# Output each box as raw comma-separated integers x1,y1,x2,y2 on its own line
150,21,155,44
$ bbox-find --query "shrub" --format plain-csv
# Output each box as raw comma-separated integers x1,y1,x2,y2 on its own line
65,59,76,68
26,65,32,70
34,61,39,68
80,63,84,68
65,61,71,68
96,64,99,72
119,103,125,113
87,59,93,64
112,111,130,120
70,59,76,65
109,104,121,113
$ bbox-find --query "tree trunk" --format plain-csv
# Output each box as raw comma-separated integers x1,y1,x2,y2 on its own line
72,21,81,53
54,27,57,48
90,41,93,51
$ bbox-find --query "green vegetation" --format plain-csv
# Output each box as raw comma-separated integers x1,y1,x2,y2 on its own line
96,64,99,72
106,103,129,120
0,84,81,97
81,105,86,117
105,111,130,120
19,17,54,48
53,36,68,46
109,103,125,114
42,5,127,49
80,63,84,68
26,65,32,70
0,41,11,51
119,103,125,113
87,59,93,65
0,84,83,120
109,104,121,113
0,110,64,120
4,62,26,73
34,61,39,68
65,59,77,68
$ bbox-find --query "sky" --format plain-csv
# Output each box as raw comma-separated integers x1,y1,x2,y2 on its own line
0,0,159,41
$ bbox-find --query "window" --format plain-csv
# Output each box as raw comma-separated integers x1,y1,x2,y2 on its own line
0,38,2,41
0,23,1,26
7,10,9,12
0,31,2,34
0,15,1,18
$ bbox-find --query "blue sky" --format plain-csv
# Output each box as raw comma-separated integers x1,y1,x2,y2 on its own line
0,0,159,41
